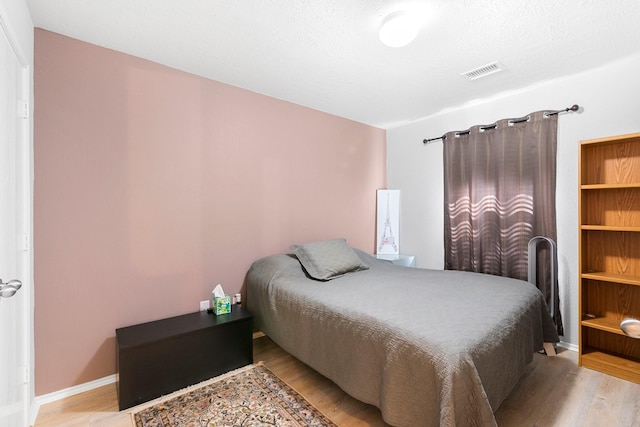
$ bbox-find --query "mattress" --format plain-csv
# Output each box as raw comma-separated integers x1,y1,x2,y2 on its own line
247,250,559,426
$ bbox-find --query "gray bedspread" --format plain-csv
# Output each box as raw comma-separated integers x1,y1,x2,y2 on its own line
246,250,559,427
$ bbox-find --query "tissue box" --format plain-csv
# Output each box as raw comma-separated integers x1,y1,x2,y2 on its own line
213,295,231,315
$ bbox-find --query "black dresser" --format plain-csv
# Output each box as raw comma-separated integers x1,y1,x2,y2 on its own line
116,307,253,410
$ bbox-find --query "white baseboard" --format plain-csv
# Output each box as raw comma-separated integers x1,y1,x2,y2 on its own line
29,374,115,426
557,340,578,352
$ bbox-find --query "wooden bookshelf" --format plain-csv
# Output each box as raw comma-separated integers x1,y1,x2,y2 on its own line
578,132,640,383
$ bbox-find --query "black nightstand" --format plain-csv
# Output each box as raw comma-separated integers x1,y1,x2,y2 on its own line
116,307,253,410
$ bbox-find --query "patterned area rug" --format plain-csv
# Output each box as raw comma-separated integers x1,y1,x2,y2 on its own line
131,362,337,427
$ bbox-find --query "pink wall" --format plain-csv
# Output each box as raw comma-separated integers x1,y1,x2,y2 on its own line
34,29,386,395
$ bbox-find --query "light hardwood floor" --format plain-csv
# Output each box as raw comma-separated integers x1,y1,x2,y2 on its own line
34,336,640,427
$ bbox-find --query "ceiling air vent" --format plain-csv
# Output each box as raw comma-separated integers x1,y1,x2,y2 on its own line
461,61,506,81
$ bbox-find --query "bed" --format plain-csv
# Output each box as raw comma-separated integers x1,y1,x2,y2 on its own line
246,239,559,427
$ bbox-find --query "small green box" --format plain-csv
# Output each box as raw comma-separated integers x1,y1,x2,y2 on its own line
213,295,231,315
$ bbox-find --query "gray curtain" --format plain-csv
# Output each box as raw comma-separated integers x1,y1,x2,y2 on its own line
443,110,563,335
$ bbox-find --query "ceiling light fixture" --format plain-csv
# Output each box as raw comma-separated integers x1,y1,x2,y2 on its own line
379,11,419,48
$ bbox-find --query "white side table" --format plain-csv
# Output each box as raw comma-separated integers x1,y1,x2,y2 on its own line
374,254,416,267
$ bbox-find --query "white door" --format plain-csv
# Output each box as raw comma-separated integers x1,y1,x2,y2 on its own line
0,18,30,427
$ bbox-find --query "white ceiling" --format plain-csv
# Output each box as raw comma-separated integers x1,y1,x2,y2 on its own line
26,0,640,129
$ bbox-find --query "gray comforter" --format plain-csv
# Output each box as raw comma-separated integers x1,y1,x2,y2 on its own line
247,251,559,427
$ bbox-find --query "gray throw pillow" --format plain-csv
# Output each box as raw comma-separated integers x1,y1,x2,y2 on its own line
291,238,369,281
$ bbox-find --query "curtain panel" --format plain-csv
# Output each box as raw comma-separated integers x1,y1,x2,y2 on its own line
443,110,562,334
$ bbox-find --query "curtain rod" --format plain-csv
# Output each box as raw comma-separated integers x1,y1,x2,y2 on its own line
422,104,579,144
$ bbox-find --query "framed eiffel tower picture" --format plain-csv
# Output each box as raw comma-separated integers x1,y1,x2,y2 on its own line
376,189,400,255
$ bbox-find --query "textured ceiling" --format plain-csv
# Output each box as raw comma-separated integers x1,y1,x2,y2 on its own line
26,0,640,129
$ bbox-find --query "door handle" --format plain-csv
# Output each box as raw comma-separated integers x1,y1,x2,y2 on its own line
0,279,22,298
